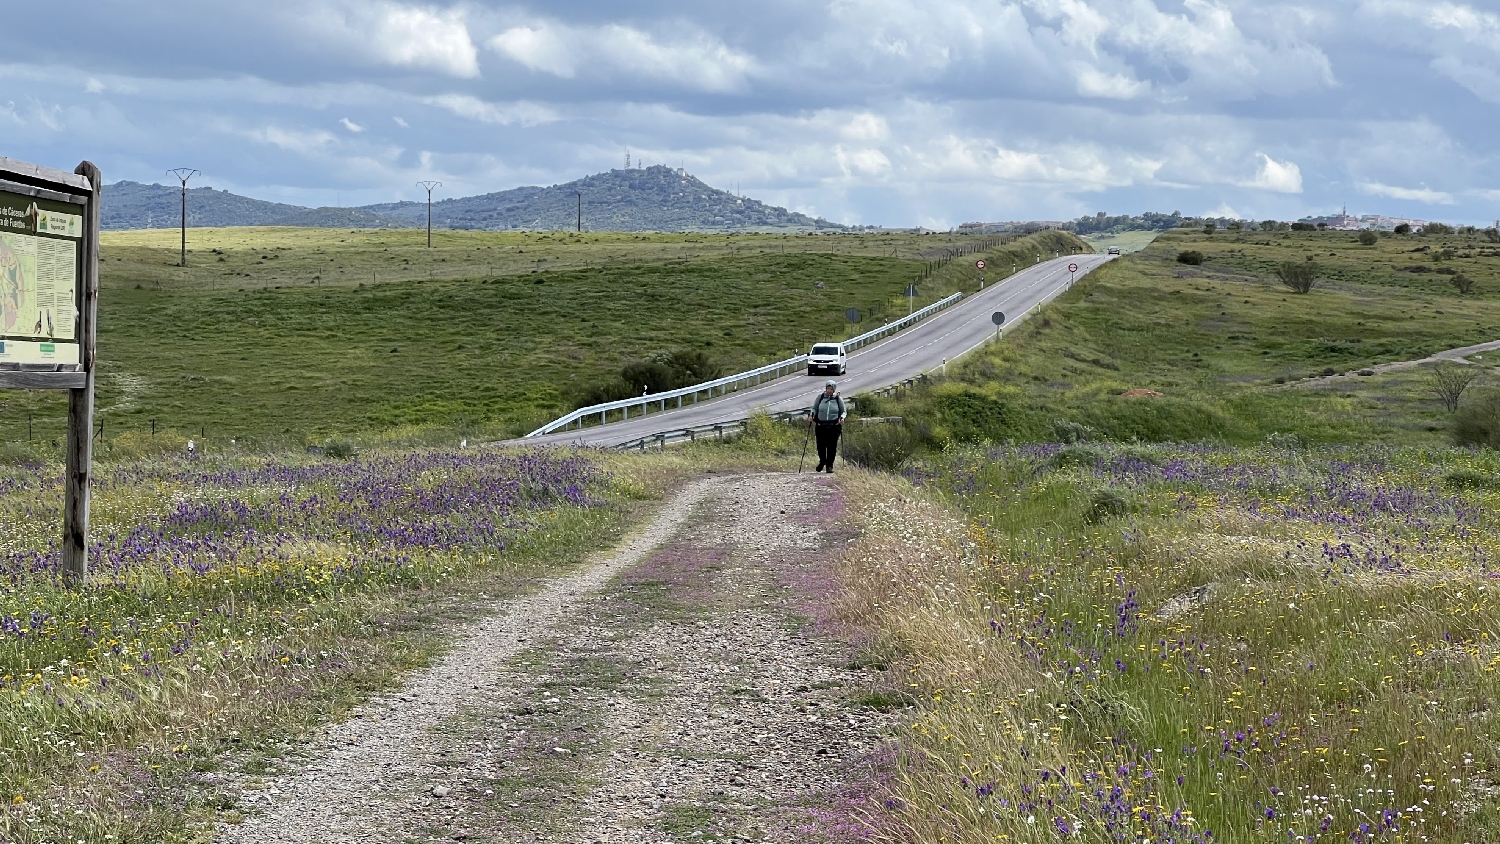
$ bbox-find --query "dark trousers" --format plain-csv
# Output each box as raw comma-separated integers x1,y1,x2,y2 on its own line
815,424,842,468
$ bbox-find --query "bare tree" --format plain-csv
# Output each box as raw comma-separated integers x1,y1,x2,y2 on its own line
1276,260,1318,293
1428,362,1481,412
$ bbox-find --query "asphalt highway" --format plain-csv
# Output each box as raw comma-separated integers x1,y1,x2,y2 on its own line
518,253,1112,448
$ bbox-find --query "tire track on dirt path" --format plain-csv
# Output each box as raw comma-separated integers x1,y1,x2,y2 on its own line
215,476,723,844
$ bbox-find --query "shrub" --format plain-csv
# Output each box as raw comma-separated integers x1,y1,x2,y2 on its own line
1358,230,1378,246
1203,223,1216,235
1423,222,1454,235
1428,362,1481,412
1443,469,1500,491
1051,444,1106,469
1177,250,1205,265
1452,273,1476,294
323,439,357,459
841,422,926,472
1276,260,1318,293
1453,390,1500,449
1050,419,1103,444
1084,488,1135,524
1484,227,1500,244
1291,222,1317,232
1393,223,1411,235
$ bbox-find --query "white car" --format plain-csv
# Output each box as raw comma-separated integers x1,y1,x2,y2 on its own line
808,342,847,376
1107,247,1121,255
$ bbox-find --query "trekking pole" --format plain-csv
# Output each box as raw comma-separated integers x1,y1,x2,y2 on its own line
798,415,812,473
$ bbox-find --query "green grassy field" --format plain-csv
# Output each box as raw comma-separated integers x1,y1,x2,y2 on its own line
0,228,1078,448
863,226,1500,445
1081,229,1162,254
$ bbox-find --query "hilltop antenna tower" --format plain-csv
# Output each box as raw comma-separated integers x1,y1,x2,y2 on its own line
167,168,198,267
625,148,631,169
416,180,441,248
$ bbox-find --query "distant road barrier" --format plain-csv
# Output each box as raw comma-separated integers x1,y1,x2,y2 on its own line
526,356,810,438
525,290,965,439
845,292,963,351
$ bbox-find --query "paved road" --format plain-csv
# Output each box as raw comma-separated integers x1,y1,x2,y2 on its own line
518,253,1112,448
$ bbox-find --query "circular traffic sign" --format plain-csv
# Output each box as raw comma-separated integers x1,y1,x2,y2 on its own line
845,307,861,324
991,311,1006,326
975,259,986,270
1068,262,1079,273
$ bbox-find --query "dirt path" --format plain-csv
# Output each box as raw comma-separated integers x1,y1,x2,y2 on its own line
1273,337,1500,389
214,473,893,844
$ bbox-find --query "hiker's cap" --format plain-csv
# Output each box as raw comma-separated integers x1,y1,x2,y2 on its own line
825,380,837,388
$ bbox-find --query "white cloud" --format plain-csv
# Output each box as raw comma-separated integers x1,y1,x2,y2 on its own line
424,94,558,126
392,116,408,128
489,26,575,77
84,77,104,94
1072,64,1149,99
298,2,479,79
835,145,892,176
487,21,756,92
340,117,364,132
841,113,888,141
247,125,337,154
1205,203,1240,219
1240,154,1303,193
1358,181,1455,204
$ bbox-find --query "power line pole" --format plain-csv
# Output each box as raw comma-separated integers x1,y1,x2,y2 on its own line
416,180,441,248
167,168,198,267
577,191,582,233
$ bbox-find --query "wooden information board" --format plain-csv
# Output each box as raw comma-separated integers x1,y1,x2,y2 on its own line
0,156,101,582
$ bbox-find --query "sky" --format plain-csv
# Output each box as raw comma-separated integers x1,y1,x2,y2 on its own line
1,0,1497,229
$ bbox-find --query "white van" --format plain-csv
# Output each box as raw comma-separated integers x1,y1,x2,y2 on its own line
808,342,847,376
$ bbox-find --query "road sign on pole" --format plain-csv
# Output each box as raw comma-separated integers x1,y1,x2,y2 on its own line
845,307,861,324
991,310,1006,342
975,259,986,270
1068,261,1078,283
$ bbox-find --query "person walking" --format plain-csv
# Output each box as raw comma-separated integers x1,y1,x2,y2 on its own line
810,380,847,473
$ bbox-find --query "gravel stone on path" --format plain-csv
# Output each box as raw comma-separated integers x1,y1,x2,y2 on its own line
213,473,895,844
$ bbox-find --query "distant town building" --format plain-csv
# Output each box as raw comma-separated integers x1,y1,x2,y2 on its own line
1297,206,1428,232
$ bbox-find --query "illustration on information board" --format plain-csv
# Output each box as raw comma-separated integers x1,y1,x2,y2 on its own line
0,234,34,335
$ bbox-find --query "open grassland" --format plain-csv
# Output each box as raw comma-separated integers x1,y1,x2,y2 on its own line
862,227,1500,445
839,443,1500,843
1082,229,1162,254
1,229,1080,448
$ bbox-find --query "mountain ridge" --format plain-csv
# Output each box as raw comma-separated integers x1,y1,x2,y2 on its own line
101,166,842,232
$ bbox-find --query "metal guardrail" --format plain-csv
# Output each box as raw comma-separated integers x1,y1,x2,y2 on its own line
528,290,965,439
526,355,809,438
612,407,813,451
844,292,963,351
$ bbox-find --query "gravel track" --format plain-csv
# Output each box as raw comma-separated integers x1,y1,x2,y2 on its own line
214,473,891,844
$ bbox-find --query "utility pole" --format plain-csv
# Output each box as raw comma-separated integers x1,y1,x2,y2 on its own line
577,191,582,233
416,181,441,248
167,168,198,267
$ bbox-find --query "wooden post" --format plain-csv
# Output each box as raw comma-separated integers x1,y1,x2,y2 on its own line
63,161,101,584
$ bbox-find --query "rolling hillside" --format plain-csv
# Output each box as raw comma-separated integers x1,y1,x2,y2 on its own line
101,167,840,232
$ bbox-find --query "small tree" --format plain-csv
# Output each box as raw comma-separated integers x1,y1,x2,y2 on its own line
1358,230,1378,246
1203,222,1217,235
1276,260,1318,293
1394,223,1411,235
1177,250,1205,265
1259,220,1279,232
1451,273,1476,294
1428,362,1480,412
1423,222,1454,235
1484,227,1500,243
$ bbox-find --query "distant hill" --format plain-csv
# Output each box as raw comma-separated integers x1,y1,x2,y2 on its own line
101,167,841,232
100,182,411,231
